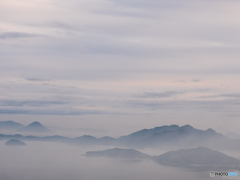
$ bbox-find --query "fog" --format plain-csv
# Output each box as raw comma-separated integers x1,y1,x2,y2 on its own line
1,0,240,179
0,141,229,180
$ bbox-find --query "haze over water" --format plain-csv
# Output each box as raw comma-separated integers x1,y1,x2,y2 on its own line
0,141,215,180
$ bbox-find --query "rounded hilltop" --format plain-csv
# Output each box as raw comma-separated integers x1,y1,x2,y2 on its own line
5,139,26,146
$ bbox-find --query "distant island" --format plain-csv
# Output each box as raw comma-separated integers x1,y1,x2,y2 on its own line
155,147,240,167
0,120,50,133
85,148,151,159
5,139,26,146
85,147,240,171
1,120,240,171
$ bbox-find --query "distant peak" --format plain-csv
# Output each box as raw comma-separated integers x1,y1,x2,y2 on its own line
153,124,180,130
206,128,215,132
31,121,41,124
180,125,194,129
27,121,43,126
205,128,217,134
80,135,96,139
170,124,180,128
194,146,211,150
21,121,49,132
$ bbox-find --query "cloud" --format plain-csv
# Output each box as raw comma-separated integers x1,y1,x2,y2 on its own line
0,32,42,40
199,93,240,99
173,80,186,83
140,91,185,98
109,0,185,9
127,98,240,116
0,100,67,107
0,108,101,115
1,0,240,132
45,21,77,30
192,79,201,82
25,78,50,82
28,21,81,31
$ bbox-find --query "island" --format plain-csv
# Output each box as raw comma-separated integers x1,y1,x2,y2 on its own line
5,139,26,146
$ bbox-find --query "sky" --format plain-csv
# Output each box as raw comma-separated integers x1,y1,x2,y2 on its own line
1,0,240,135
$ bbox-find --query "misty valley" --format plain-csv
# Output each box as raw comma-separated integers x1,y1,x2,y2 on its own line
1,120,240,180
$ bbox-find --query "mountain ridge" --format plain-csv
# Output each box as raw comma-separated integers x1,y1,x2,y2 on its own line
0,123,239,151
0,120,25,130
117,124,224,148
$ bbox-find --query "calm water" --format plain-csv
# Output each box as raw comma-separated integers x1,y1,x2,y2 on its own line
0,141,220,180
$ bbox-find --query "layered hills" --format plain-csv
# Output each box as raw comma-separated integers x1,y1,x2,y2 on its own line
85,147,240,170
0,120,49,133
1,122,240,151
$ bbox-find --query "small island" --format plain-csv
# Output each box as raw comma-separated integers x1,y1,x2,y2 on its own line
85,148,151,159
5,139,26,146
155,146,240,170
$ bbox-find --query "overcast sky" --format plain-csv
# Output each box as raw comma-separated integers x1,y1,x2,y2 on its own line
1,0,240,135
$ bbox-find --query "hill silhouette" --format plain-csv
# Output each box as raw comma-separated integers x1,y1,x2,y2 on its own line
117,124,224,148
155,146,240,170
5,139,26,146
85,148,151,159
20,121,49,132
0,120,25,130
